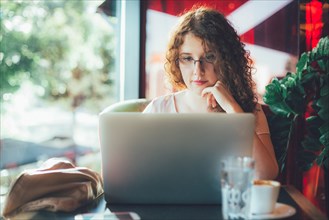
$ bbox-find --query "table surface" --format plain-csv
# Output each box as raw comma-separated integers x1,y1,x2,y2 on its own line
2,185,327,220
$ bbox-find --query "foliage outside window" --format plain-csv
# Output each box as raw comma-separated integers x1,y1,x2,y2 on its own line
0,0,118,149
1,0,116,113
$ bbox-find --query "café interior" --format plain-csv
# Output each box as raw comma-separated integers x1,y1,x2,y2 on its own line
0,0,328,219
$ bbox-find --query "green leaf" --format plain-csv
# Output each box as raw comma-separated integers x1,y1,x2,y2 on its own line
300,72,315,84
319,131,329,147
298,151,317,171
264,81,295,117
306,125,321,138
296,53,308,74
315,152,324,166
320,84,329,96
318,108,329,121
315,37,329,56
297,83,306,95
323,157,329,170
316,147,328,167
264,81,282,104
280,84,288,99
306,116,323,134
311,100,322,112
284,75,297,88
301,136,322,151
285,91,306,115
319,122,329,134
269,103,294,117
317,60,327,72
306,116,319,123
316,94,329,108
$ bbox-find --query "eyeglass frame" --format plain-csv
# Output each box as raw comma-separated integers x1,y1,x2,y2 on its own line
176,53,217,69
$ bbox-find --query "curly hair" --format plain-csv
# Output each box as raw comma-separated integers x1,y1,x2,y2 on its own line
165,6,258,113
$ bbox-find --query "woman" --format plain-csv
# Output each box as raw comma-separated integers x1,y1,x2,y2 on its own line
143,6,278,180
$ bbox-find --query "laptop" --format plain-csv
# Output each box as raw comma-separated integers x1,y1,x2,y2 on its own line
98,112,255,205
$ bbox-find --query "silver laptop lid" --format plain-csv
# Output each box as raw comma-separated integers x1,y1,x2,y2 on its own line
99,113,255,205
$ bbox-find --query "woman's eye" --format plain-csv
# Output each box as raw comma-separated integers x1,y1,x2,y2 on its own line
182,56,193,62
205,54,216,62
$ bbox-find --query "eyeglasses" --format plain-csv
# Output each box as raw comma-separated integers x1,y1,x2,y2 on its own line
177,53,216,69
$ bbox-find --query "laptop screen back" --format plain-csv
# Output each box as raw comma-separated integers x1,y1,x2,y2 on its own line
99,113,255,205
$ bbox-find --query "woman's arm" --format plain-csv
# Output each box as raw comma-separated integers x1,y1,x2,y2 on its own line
202,81,279,179
253,132,279,180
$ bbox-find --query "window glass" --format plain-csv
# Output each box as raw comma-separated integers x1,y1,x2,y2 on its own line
144,1,299,102
0,0,119,194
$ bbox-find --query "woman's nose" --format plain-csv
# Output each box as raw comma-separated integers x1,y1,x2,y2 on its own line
193,61,205,76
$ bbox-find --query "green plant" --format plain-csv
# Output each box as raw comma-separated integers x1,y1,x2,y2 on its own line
263,36,328,172
0,0,116,112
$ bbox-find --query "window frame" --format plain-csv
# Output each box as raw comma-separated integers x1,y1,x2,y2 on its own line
117,0,141,101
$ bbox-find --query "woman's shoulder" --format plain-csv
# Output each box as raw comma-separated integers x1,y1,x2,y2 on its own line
150,93,176,107
155,93,175,102
143,93,177,113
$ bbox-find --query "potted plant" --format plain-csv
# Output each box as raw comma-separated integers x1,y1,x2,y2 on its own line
263,36,328,213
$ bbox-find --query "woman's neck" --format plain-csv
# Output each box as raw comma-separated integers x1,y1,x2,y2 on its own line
176,90,208,113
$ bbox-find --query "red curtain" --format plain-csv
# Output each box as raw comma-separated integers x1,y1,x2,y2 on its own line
305,0,323,51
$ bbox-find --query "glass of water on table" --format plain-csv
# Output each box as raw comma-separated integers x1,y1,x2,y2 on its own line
221,156,255,220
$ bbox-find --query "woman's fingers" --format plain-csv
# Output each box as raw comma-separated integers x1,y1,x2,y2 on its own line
202,81,228,110
202,80,243,113
202,85,219,109
201,87,212,97
202,90,218,109
211,96,217,108
205,93,210,106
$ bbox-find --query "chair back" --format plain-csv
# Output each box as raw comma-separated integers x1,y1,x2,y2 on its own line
101,99,150,113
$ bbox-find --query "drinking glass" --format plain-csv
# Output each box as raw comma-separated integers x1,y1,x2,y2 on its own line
221,156,255,219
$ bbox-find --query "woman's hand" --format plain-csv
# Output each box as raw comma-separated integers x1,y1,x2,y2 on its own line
201,81,243,113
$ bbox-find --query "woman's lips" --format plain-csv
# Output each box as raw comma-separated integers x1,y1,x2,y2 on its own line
192,80,207,85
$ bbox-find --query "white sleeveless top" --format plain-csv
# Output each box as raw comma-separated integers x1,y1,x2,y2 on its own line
143,91,270,135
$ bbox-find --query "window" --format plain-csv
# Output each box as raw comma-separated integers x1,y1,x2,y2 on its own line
0,0,122,201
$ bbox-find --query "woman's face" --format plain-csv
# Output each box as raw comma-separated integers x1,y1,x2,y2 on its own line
178,33,218,95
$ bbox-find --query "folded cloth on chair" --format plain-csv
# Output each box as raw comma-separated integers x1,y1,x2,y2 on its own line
2,158,103,218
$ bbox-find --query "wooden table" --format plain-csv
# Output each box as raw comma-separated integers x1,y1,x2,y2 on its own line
2,185,327,220
282,185,327,220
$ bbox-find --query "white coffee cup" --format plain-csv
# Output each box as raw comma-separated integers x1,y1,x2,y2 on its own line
250,180,281,215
